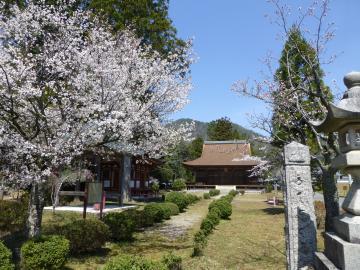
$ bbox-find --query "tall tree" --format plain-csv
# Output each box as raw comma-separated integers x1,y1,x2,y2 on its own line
88,0,186,58
1,0,187,59
232,0,340,230
207,117,245,141
188,137,204,159
0,1,192,236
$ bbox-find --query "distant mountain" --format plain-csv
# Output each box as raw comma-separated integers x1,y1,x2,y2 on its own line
170,118,261,140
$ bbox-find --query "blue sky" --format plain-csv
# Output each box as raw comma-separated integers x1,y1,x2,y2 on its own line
169,0,360,134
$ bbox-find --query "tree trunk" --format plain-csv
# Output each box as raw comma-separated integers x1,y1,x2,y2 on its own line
321,168,339,231
27,182,44,238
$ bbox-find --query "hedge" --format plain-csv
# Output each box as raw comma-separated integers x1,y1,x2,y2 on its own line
172,178,187,191
162,252,182,270
104,254,166,270
209,189,220,197
193,230,207,256
0,241,14,270
60,219,110,254
193,191,237,256
203,193,210,199
103,211,136,241
165,192,189,212
20,235,69,270
208,199,232,219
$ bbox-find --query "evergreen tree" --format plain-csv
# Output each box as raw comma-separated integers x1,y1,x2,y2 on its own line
188,137,204,159
1,0,186,58
207,117,245,141
272,27,333,151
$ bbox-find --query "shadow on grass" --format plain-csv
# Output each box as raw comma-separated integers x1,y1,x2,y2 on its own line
262,208,284,215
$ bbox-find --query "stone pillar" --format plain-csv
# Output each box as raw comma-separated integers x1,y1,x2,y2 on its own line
120,153,131,205
284,142,317,270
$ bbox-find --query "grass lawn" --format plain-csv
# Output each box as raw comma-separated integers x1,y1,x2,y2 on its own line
41,193,292,269
182,194,287,270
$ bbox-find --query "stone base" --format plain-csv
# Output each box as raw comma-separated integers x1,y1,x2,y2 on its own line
340,177,360,215
324,232,360,269
315,252,339,270
334,213,360,243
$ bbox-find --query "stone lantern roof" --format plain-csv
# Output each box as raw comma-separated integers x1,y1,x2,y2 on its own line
313,72,360,133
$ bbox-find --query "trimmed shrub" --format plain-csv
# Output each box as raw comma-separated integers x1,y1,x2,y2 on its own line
0,241,14,270
228,190,238,197
221,195,234,203
61,219,110,254
20,235,69,270
209,199,232,219
200,218,214,236
144,203,166,223
239,190,245,195
162,252,182,270
193,230,207,256
0,195,28,234
103,211,136,241
135,209,155,227
104,254,166,270
206,210,220,226
186,193,200,205
314,200,326,230
203,193,210,199
209,189,220,197
172,178,187,191
165,192,189,212
161,203,180,219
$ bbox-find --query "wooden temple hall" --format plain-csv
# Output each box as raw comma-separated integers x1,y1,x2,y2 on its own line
98,155,158,199
183,141,260,186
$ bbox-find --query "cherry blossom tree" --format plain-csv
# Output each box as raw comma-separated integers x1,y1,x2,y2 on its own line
0,1,192,237
232,0,340,230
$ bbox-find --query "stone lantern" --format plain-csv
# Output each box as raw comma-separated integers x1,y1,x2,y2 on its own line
314,71,360,269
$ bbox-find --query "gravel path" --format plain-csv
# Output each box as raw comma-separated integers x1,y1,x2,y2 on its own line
143,199,210,240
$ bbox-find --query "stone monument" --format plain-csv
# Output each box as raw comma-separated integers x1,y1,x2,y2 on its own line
314,72,360,270
284,142,317,270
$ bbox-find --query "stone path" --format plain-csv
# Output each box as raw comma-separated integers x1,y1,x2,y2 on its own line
143,199,210,240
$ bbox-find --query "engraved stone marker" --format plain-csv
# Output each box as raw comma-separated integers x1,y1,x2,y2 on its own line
284,142,317,270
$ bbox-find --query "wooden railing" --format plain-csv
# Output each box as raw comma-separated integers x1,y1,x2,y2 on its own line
186,185,216,190
236,185,266,190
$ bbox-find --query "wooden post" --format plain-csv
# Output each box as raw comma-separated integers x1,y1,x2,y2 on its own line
99,183,104,219
83,182,88,219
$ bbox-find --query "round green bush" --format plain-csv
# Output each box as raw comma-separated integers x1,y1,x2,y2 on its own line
209,189,220,197
228,190,238,197
171,178,187,191
193,230,207,257
103,210,136,241
61,219,110,254
144,203,166,223
135,209,155,227
186,193,200,205
160,203,180,219
20,235,69,270
206,210,220,226
104,254,166,270
200,218,214,236
209,199,232,219
165,192,189,212
0,241,14,270
203,193,210,199
221,195,234,203
162,252,182,270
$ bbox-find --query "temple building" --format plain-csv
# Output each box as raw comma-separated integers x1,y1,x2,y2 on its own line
183,141,260,186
